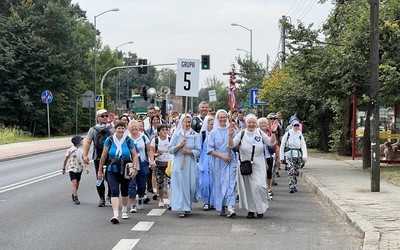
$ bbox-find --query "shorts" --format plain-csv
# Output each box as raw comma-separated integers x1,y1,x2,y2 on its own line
69,171,83,181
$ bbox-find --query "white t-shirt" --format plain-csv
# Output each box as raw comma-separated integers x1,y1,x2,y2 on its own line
151,137,172,162
143,117,150,131
130,133,150,162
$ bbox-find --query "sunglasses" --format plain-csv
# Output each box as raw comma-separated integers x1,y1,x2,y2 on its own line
293,124,300,127
100,114,109,118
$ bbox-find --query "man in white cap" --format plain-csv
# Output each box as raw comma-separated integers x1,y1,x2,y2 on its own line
83,109,114,207
154,106,167,125
143,106,156,130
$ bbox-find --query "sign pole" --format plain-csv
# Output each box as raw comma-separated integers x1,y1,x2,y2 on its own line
181,96,189,170
41,90,53,138
47,103,50,138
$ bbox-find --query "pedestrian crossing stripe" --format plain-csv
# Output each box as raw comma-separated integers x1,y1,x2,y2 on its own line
147,208,166,216
131,221,154,231
112,239,139,250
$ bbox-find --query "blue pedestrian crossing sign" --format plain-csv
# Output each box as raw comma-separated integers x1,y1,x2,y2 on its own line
96,95,104,109
249,89,266,105
41,90,53,104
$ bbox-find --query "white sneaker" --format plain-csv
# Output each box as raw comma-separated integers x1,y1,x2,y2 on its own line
122,212,129,219
130,205,138,213
110,215,119,224
137,198,143,210
158,200,165,208
226,206,236,218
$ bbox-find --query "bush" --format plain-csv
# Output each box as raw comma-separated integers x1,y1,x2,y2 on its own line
328,129,341,153
0,124,33,145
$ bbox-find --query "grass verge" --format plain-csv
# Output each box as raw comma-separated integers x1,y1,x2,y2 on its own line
308,149,400,187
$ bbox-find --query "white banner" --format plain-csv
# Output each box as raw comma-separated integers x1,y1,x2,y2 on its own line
208,90,217,102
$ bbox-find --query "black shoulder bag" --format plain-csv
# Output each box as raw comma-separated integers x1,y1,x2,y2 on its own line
239,145,255,175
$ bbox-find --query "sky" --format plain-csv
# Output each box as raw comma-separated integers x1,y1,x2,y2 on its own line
73,0,334,88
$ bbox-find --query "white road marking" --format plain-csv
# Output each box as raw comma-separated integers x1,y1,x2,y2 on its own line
131,221,154,231
0,170,61,193
112,239,139,250
147,208,166,216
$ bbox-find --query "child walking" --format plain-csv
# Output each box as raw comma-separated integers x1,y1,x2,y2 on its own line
62,135,89,205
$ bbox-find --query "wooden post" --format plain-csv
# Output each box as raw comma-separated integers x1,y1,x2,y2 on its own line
181,96,188,170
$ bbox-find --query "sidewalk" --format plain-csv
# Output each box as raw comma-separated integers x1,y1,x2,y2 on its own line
0,137,71,162
302,157,400,250
1,138,399,249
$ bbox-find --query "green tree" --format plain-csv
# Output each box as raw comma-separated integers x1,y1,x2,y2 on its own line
236,57,267,109
0,0,94,136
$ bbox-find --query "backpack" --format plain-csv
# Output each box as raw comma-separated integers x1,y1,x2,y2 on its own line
93,126,113,158
191,116,203,133
284,131,302,152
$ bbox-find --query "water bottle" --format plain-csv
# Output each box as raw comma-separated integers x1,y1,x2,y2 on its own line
96,177,103,187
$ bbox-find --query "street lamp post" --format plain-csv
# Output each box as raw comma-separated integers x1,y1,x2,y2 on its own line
115,41,133,111
94,8,119,121
231,23,252,61
236,48,250,56
116,41,134,51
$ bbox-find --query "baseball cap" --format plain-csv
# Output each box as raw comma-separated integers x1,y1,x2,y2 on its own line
96,109,107,116
267,113,277,119
71,135,84,146
291,119,300,125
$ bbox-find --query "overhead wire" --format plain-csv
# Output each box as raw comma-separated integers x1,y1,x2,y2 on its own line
298,0,317,21
289,0,305,18
287,0,300,15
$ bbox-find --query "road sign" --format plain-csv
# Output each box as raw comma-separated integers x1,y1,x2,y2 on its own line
96,95,104,109
176,58,200,97
82,90,94,108
168,100,173,111
41,90,53,104
249,89,266,105
208,90,217,102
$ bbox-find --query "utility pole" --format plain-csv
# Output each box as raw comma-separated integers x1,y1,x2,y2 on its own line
370,0,380,192
266,54,270,74
279,15,288,68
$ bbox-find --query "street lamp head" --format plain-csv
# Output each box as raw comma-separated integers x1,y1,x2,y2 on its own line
111,8,119,12
231,23,238,26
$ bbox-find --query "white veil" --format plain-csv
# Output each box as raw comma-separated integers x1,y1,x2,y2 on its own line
213,109,228,130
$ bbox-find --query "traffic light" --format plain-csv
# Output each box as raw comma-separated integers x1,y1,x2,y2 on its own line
138,59,148,74
201,55,210,70
126,100,130,109
142,86,148,101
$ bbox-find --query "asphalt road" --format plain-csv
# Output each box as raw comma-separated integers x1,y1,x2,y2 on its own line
0,151,362,250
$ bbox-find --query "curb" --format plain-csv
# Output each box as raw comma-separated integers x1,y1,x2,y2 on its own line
300,171,380,250
0,147,69,163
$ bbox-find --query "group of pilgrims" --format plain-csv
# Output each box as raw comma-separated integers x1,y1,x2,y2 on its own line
84,104,308,223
